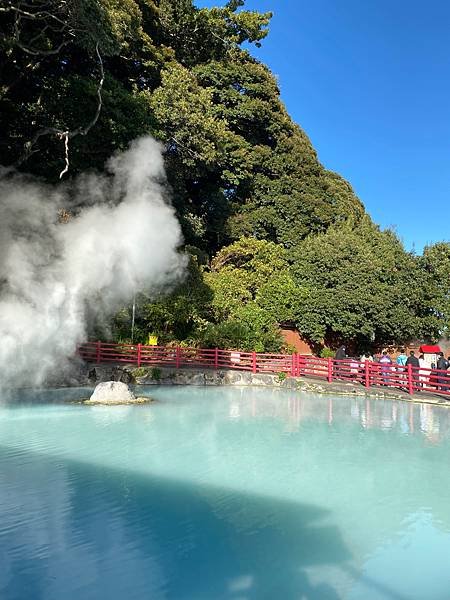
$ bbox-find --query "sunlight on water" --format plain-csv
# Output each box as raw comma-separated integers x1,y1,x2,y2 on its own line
1,386,450,600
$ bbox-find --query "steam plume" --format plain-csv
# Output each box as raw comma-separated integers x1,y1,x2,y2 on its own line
0,137,185,388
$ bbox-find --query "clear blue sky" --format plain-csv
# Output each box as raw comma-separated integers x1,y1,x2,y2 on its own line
196,0,450,252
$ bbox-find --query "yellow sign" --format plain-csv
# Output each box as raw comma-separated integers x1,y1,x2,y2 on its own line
148,334,158,346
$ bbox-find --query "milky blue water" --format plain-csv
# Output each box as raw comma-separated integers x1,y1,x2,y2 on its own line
1,386,450,600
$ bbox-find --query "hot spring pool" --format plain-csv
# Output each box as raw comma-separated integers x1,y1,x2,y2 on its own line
1,386,450,600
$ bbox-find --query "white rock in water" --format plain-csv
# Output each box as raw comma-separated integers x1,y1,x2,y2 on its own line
88,381,137,404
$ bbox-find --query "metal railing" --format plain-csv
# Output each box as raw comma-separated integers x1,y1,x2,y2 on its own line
78,342,450,397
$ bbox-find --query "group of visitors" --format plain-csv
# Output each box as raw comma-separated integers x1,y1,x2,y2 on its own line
334,346,450,391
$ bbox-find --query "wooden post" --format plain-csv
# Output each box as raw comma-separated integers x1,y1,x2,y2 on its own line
297,354,304,377
407,363,413,395
137,343,142,367
365,361,370,388
214,347,219,369
96,340,101,363
252,352,257,374
176,346,180,369
291,353,296,377
327,357,333,383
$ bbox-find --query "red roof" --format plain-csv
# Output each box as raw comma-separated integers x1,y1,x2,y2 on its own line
419,345,441,353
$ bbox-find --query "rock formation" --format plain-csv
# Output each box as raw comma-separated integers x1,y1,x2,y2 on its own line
85,381,149,405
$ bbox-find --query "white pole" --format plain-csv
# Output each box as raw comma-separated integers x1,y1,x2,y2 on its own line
131,296,136,343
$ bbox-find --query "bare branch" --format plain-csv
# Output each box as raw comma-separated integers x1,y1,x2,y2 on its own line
15,38,71,57
68,44,105,138
58,131,69,179
168,135,202,160
15,44,105,177
0,4,69,28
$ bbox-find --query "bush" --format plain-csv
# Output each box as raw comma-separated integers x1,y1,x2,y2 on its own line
132,367,148,378
320,347,335,358
150,367,162,381
198,318,282,352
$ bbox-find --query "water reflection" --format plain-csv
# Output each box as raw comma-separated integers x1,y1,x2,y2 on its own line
223,389,450,444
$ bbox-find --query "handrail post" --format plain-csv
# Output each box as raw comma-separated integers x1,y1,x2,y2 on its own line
214,347,219,369
291,353,296,377
176,346,180,369
298,354,305,377
96,340,101,363
327,357,333,383
137,343,141,367
252,351,257,374
365,361,370,388
407,363,413,395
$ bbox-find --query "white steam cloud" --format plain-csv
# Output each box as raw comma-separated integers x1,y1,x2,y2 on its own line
0,136,185,388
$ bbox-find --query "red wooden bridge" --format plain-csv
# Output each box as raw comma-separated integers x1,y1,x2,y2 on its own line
78,342,450,398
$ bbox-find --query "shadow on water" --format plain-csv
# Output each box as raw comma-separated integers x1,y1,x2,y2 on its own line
0,444,349,600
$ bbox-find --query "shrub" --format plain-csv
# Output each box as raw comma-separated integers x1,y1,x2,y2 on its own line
132,367,148,378
320,347,335,358
150,367,162,381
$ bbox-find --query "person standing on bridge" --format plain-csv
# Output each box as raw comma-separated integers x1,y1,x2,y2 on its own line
406,351,420,391
334,345,347,379
379,351,392,385
396,349,408,383
436,352,449,391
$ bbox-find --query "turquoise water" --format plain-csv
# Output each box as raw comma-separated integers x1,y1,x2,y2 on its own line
1,387,450,600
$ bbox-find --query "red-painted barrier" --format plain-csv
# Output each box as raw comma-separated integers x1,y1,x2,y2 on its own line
78,342,450,397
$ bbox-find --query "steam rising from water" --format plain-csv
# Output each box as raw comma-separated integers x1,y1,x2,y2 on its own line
0,137,185,388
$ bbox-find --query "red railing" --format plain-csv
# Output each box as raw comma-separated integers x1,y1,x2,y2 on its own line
78,342,450,397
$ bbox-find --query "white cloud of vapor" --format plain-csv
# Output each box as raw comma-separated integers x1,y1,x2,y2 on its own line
0,136,185,388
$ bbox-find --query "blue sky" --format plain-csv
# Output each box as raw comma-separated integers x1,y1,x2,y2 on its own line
196,0,450,252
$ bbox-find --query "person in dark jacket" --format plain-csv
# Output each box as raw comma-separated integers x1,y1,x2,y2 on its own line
405,351,420,390
406,351,420,369
334,345,347,379
334,346,346,360
436,352,449,391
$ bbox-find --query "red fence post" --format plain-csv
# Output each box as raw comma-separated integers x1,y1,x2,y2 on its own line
327,358,333,383
252,352,257,374
96,340,101,363
365,361,370,388
214,348,219,369
137,343,141,367
291,353,296,377
298,354,305,377
407,364,413,395
176,346,180,369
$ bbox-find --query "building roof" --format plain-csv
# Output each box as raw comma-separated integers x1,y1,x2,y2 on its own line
419,345,441,353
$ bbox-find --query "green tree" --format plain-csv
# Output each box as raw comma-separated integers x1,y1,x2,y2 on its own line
290,218,435,348
420,242,450,337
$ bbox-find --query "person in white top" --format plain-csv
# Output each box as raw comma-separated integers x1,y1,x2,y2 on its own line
418,354,428,387
360,352,373,363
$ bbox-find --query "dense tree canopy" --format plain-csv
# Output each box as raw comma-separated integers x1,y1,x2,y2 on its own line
1,0,448,352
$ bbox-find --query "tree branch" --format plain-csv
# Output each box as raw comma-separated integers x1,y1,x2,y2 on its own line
15,44,105,178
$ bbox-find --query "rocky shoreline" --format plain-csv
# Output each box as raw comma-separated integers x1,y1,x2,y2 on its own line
56,362,450,407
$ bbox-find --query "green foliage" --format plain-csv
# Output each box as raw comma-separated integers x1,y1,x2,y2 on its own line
276,371,287,382
112,251,213,343
198,314,282,353
132,367,148,378
1,0,447,352
420,242,450,336
150,367,161,381
320,347,336,359
290,218,436,347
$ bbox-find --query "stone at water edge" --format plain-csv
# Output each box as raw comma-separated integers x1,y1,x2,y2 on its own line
85,381,150,404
